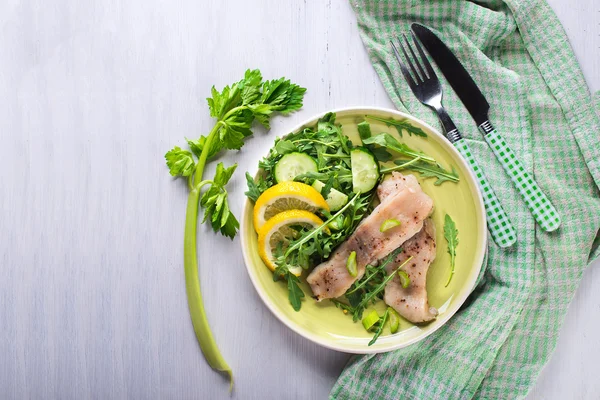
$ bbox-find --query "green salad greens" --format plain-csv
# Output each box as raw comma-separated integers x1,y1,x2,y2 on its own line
165,69,306,387
246,113,460,345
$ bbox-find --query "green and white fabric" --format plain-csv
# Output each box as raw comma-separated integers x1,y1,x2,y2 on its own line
484,128,561,232
331,0,600,399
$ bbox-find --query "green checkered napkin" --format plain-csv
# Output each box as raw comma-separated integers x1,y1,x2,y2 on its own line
331,0,600,399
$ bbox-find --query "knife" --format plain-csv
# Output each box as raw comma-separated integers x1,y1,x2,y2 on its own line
412,23,561,232
390,35,516,248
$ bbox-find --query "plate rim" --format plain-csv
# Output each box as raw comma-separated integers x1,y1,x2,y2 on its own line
240,105,487,354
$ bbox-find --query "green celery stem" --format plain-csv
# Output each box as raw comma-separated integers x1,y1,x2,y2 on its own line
185,122,233,389
193,123,221,187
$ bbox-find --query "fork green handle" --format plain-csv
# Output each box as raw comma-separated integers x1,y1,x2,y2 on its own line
482,127,561,232
454,139,517,247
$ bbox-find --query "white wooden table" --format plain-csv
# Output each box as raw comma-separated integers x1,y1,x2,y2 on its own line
1,1,598,399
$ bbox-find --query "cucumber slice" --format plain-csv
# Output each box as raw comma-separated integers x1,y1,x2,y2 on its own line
274,152,318,183
350,147,380,193
311,180,349,211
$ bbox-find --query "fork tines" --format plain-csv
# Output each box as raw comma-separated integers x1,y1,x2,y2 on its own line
390,32,437,89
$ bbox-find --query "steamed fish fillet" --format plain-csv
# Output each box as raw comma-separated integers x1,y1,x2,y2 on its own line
307,173,433,301
384,219,438,323
377,171,422,201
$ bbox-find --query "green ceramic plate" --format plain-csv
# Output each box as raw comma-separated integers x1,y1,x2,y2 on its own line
240,107,487,354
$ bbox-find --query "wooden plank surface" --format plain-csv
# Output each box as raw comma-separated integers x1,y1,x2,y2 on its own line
0,1,597,399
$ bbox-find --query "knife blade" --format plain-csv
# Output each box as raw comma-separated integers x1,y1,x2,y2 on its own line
411,23,490,126
411,23,562,232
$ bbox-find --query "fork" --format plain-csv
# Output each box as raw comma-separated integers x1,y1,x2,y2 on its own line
391,33,517,248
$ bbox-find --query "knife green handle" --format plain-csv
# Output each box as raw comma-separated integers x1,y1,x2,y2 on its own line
454,138,517,247
481,125,561,232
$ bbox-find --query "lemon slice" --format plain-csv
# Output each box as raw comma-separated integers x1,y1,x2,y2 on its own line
253,181,329,232
257,210,325,276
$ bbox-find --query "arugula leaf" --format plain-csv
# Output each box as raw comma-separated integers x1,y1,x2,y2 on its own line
370,147,393,163
357,121,393,162
345,248,403,296
245,172,269,202
331,299,354,314
444,214,459,286
321,174,335,199
368,308,390,346
274,139,298,155
273,265,305,311
282,193,362,261
342,248,403,321
315,112,350,154
365,115,428,137
165,147,195,177
363,133,434,163
395,160,459,185
287,274,305,311
317,112,336,131
352,256,413,322
362,134,393,148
